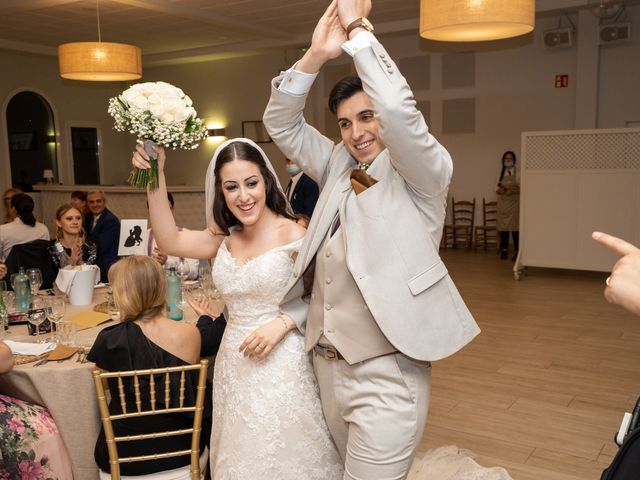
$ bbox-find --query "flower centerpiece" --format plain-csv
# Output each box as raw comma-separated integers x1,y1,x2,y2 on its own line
108,81,207,190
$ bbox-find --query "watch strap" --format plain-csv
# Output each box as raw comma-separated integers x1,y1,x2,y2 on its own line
346,17,373,36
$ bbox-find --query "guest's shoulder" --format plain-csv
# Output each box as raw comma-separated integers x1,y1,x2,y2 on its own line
94,321,127,342
159,319,200,363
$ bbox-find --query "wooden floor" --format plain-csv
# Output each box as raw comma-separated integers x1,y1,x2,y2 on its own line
411,249,640,480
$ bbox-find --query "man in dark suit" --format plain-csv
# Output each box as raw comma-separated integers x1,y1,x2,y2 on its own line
86,191,120,282
284,158,319,227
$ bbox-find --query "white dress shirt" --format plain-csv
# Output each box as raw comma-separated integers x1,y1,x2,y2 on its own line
0,217,50,260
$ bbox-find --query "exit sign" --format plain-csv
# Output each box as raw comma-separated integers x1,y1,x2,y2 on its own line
555,74,569,88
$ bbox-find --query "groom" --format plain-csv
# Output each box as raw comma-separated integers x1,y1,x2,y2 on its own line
263,0,480,478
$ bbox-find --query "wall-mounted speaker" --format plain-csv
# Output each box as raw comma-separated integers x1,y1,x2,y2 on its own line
598,23,631,45
543,28,573,49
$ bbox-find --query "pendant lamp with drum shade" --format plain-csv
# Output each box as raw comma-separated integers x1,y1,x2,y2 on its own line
58,0,142,81
420,0,535,42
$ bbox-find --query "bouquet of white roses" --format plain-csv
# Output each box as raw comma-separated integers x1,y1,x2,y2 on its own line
108,81,207,190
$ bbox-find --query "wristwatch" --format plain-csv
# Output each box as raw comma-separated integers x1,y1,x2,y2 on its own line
346,17,374,36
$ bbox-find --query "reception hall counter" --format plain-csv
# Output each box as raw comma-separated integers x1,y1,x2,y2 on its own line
33,184,206,234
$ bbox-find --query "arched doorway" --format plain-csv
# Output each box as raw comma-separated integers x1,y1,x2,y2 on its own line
6,91,57,190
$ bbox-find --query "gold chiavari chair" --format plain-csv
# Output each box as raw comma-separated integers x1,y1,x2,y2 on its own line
92,360,209,480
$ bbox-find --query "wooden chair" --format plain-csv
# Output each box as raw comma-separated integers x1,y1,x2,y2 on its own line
442,197,476,249
92,360,209,480
474,198,498,251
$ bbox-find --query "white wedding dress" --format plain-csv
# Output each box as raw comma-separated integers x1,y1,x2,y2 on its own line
210,238,344,479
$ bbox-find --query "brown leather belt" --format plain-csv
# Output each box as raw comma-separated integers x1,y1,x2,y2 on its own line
313,344,345,361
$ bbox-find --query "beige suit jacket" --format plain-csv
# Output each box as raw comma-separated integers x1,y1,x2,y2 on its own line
263,41,480,362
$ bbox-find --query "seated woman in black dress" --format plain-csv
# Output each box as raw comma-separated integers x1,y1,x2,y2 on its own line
87,255,206,477
47,204,100,270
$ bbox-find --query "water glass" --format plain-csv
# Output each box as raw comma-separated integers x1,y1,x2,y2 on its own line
198,262,211,281
47,296,66,342
177,259,191,282
57,320,77,347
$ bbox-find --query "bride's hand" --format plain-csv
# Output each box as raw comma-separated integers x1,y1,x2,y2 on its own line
239,315,295,360
132,141,166,171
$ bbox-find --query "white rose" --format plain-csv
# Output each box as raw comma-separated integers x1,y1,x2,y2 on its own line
131,94,149,111
173,107,192,123
149,100,166,118
160,111,175,123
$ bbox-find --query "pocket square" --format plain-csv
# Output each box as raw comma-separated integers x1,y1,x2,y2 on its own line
350,168,378,195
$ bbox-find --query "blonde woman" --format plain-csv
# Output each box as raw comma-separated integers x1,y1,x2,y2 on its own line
47,204,99,269
87,255,206,477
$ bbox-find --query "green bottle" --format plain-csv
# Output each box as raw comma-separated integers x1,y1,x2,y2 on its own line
13,267,32,312
166,267,183,321
0,289,7,332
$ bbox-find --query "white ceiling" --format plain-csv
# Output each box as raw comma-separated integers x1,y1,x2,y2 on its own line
0,0,637,67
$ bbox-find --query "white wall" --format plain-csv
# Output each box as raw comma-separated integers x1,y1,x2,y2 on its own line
598,6,640,128
0,50,130,192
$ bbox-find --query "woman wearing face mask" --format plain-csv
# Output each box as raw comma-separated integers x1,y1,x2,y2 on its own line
496,151,520,260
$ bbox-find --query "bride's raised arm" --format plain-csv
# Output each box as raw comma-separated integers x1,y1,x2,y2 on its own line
132,142,225,260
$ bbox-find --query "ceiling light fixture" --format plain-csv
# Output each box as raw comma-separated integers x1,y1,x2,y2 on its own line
420,0,535,42
58,0,142,81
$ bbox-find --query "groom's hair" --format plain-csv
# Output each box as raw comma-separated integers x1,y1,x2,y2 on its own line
212,141,295,234
328,74,363,115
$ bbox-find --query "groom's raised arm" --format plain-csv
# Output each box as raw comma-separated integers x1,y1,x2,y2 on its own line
263,0,346,188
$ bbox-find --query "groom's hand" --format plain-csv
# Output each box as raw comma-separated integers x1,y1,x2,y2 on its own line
337,0,372,31
297,0,346,74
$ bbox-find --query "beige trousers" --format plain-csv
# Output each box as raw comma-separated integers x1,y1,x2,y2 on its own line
313,352,431,480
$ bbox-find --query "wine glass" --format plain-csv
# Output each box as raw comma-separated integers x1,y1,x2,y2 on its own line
198,262,211,282
27,268,43,295
47,296,66,343
177,259,190,282
28,297,47,342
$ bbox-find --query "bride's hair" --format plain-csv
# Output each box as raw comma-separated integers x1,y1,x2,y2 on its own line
212,141,295,233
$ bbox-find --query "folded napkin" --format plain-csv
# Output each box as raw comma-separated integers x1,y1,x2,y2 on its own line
68,311,112,331
47,344,78,361
4,340,56,356
55,266,81,295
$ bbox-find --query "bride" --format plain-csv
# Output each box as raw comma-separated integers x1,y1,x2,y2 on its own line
132,138,343,479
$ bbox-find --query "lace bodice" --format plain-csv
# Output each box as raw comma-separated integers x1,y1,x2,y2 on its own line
212,238,300,330
209,237,343,479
